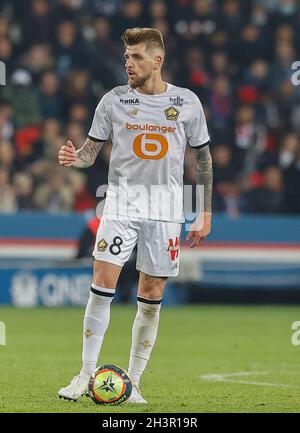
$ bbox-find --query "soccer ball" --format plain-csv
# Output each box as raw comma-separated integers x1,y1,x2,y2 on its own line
88,364,132,406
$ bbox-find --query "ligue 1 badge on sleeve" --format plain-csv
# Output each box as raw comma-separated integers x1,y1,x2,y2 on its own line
164,106,179,121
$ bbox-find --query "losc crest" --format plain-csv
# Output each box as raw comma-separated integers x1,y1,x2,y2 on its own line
0,61,6,85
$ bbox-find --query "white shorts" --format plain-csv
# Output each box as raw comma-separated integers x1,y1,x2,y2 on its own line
93,215,182,277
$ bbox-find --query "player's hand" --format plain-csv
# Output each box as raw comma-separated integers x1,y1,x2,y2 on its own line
186,212,211,248
58,140,77,167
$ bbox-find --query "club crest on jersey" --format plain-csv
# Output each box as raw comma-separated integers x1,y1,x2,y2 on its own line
169,96,184,107
97,239,108,252
120,98,139,105
164,106,179,121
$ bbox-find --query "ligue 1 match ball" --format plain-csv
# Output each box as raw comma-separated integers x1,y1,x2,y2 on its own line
88,364,132,406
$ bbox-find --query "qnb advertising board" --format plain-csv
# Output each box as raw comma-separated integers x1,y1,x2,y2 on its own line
0,260,93,307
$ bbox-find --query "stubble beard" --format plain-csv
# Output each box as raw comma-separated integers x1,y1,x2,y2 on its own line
128,72,152,89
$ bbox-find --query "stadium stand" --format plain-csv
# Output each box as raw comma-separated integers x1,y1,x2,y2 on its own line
0,0,300,215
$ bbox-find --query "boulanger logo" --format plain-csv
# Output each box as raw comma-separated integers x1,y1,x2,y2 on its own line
0,321,6,345
126,122,175,160
133,133,168,160
126,122,176,134
0,61,6,85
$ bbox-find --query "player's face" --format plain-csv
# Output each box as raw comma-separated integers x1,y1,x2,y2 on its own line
124,44,156,89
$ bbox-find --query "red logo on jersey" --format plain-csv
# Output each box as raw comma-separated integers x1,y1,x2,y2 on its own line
167,237,180,261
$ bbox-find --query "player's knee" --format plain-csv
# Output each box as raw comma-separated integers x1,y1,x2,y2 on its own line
139,289,163,300
93,275,115,289
138,282,165,299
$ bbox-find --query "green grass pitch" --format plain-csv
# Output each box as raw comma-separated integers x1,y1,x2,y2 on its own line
0,304,300,413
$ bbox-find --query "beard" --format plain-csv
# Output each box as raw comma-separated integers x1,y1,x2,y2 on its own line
128,72,152,89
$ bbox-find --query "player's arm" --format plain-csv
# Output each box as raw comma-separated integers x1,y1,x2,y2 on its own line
186,144,213,248
58,138,105,168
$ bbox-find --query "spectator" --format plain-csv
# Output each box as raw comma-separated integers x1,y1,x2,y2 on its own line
34,167,73,212
22,43,54,83
38,70,62,119
241,166,285,213
89,16,124,89
0,139,16,174
234,105,268,175
0,166,16,212
209,75,233,131
111,0,145,40
67,169,96,212
54,20,88,77
0,102,14,140
13,171,35,210
2,69,42,162
21,0,54,50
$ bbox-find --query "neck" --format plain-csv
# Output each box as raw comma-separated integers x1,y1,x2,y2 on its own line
136,75,167,95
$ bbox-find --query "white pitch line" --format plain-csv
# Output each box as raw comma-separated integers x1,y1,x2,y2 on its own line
200,371,295,388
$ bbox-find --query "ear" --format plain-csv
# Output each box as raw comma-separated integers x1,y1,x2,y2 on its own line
153,55,163,70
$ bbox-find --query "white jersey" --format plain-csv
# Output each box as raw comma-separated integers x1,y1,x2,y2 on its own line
88,83,210,223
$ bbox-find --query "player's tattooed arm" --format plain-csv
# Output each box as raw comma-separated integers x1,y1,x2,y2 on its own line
58,138,104,168
186,144,213,247
74,138,104,168
193,145,213,213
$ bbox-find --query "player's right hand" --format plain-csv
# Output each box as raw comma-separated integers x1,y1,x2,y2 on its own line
58,140,77,167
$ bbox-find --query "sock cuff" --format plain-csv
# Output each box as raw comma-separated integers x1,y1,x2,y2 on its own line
137,296,162,305
91,283,115,297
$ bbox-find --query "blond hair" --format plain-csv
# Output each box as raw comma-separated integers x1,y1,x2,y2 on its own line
121,27,165,52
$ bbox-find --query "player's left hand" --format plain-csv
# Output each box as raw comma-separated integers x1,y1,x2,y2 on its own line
186,212,211,248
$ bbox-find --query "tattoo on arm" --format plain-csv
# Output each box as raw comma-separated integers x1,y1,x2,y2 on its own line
73,138,104,168
193,145,213,213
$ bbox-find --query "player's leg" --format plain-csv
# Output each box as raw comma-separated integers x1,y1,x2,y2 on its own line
80,260,121,378
127,272,167,404
58,260,121,401
127,220,181,403
59,216,137,401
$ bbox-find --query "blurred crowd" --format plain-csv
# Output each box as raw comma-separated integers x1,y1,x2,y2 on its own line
0,0,300,215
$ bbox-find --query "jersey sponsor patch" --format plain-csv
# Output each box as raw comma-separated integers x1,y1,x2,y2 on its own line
169,96,184,107
120,98,139,105
164,106,179,121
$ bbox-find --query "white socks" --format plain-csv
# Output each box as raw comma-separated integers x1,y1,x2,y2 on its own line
80,283,115,376
80,287,162,385
128,296,162,386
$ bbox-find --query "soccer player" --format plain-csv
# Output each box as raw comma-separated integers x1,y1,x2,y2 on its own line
58,27,212,403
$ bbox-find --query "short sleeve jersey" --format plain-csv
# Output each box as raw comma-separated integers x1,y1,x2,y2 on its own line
89,83,210,222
